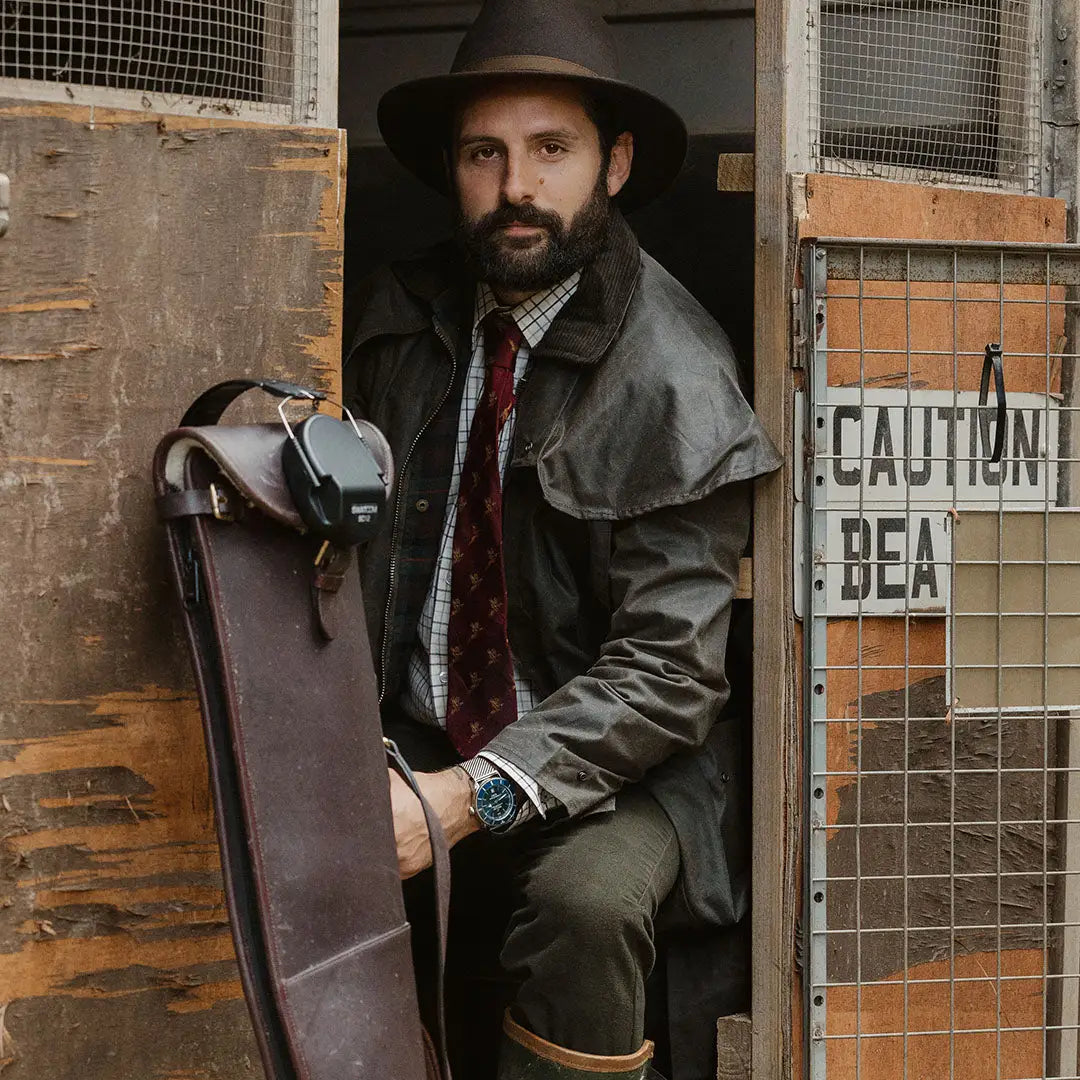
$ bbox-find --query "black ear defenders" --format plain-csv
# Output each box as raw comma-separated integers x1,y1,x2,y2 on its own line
179,378,391,548
278,396,388,548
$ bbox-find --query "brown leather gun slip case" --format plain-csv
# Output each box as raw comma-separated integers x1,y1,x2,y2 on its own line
153,379,451,1080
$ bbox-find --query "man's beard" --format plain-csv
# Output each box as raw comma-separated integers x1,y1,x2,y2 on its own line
456,172,611,294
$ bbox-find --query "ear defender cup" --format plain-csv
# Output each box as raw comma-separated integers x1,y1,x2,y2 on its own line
281,412,387,548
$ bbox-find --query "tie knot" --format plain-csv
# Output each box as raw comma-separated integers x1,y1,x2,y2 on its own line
482,312,523,365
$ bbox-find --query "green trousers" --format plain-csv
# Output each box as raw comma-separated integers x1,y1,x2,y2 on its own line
389,716,680,1065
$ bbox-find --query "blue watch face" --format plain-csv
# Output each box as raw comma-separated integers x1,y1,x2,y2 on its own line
475,776,517,829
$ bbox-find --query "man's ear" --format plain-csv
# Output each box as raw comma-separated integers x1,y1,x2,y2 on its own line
606,132,634,197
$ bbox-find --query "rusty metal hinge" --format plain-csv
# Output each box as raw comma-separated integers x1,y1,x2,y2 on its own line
791,286,806,368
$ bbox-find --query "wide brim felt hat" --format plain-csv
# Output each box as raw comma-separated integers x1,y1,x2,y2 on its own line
377,0,688,214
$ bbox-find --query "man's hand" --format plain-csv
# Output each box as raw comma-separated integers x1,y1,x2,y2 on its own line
388,766,481,879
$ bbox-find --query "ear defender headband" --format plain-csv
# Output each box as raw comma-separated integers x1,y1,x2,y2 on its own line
179,378,389,548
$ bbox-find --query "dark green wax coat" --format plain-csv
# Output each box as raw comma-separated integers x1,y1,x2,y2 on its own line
344,213,781,929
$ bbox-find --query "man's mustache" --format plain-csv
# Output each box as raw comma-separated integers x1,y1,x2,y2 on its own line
476,202,563,238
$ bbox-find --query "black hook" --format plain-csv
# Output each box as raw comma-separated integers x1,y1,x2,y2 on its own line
978,343,1007,465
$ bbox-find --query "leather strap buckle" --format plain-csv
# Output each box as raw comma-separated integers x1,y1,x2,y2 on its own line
311,541,353,641
209,482,235,522
312,541,350,593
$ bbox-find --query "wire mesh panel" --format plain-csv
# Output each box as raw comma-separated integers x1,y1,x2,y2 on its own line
809,0,1043,192
0,0,326,123
803,239,1080,1079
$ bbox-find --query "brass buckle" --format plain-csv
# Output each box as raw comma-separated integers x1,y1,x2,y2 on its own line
209,482,235,522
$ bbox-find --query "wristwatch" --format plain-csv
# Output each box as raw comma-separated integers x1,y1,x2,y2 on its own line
460,759,519,831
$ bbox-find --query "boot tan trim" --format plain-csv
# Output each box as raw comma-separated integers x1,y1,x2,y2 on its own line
460,55,602,79
503,1011,655,1073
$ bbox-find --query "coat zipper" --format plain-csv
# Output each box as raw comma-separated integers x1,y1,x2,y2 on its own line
377,321,459,705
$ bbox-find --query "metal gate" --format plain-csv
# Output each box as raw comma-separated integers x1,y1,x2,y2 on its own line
808,0,1044,192
0,0,335,125
804,239,1080,1079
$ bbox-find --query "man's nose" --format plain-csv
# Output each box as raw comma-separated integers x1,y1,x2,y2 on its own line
501,149,537,204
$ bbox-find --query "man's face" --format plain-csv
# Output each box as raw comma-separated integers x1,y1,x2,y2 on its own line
452,80,632,297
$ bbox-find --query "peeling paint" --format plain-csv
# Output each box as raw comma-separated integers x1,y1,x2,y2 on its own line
824,619,947,831
0,299,92,314
0,342,102,363
826,951,1043,1077
0,689,228,1006
297,129,345,397
0,457,92,467
0,933,239,1002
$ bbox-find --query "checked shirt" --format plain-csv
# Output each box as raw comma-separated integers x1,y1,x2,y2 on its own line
401,272,581,823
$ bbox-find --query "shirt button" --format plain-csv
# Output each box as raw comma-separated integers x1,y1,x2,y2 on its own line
439,671,448,684
577,770,588,781
523,440,535,454
415,498,429,513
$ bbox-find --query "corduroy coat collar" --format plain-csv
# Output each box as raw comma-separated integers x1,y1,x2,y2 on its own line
354,211,643,373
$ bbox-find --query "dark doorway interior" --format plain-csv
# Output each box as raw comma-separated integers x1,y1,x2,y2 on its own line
341,130,756,1080
343,132,755,386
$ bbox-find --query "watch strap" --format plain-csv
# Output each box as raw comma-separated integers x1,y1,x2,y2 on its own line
460,757,504,787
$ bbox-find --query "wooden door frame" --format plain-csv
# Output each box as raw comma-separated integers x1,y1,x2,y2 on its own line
752,0,801,1076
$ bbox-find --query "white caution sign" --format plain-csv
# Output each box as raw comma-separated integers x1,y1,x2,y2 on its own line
820,509,952,616
805,389,1058,508
796,389,1059,617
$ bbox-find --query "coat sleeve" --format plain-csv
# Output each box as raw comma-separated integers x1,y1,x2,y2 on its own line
482,479,751,818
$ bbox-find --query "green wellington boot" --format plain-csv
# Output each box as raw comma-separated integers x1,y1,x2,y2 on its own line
498,1011,665,1080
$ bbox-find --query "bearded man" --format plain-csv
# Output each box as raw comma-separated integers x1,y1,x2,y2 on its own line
344,2,781,1078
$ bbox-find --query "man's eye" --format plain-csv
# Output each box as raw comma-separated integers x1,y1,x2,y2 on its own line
472,146,498,161
540,143,565,156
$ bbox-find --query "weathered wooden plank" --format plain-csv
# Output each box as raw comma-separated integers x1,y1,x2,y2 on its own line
717,1012,752,1080
717,153,754,193
735,557,752,600
797,173,1066,245
753,0,798,1075
0,100,345,1078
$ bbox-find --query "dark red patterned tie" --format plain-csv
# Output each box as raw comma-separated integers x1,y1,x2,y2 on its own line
445,313,523,757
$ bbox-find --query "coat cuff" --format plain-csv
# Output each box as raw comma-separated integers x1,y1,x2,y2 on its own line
468,752,553,828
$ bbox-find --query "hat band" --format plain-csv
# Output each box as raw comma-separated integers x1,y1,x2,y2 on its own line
455,54,605,79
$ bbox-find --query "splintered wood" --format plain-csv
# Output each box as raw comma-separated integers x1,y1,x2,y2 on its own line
0,100,345,1078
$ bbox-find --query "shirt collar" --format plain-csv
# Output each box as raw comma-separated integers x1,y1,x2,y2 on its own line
472,271,582,351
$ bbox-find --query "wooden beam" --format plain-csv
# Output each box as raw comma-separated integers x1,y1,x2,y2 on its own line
735,557,753,600
717,1013,753,1080
797,173,1066,243
315,0,340,126
717,153,755,192
753,0,798,1077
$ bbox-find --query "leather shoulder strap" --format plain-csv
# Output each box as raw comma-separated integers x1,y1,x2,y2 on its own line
384,739,453,1080
181,378,325,427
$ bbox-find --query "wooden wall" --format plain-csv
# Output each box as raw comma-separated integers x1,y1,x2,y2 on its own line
0,101,344,1078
